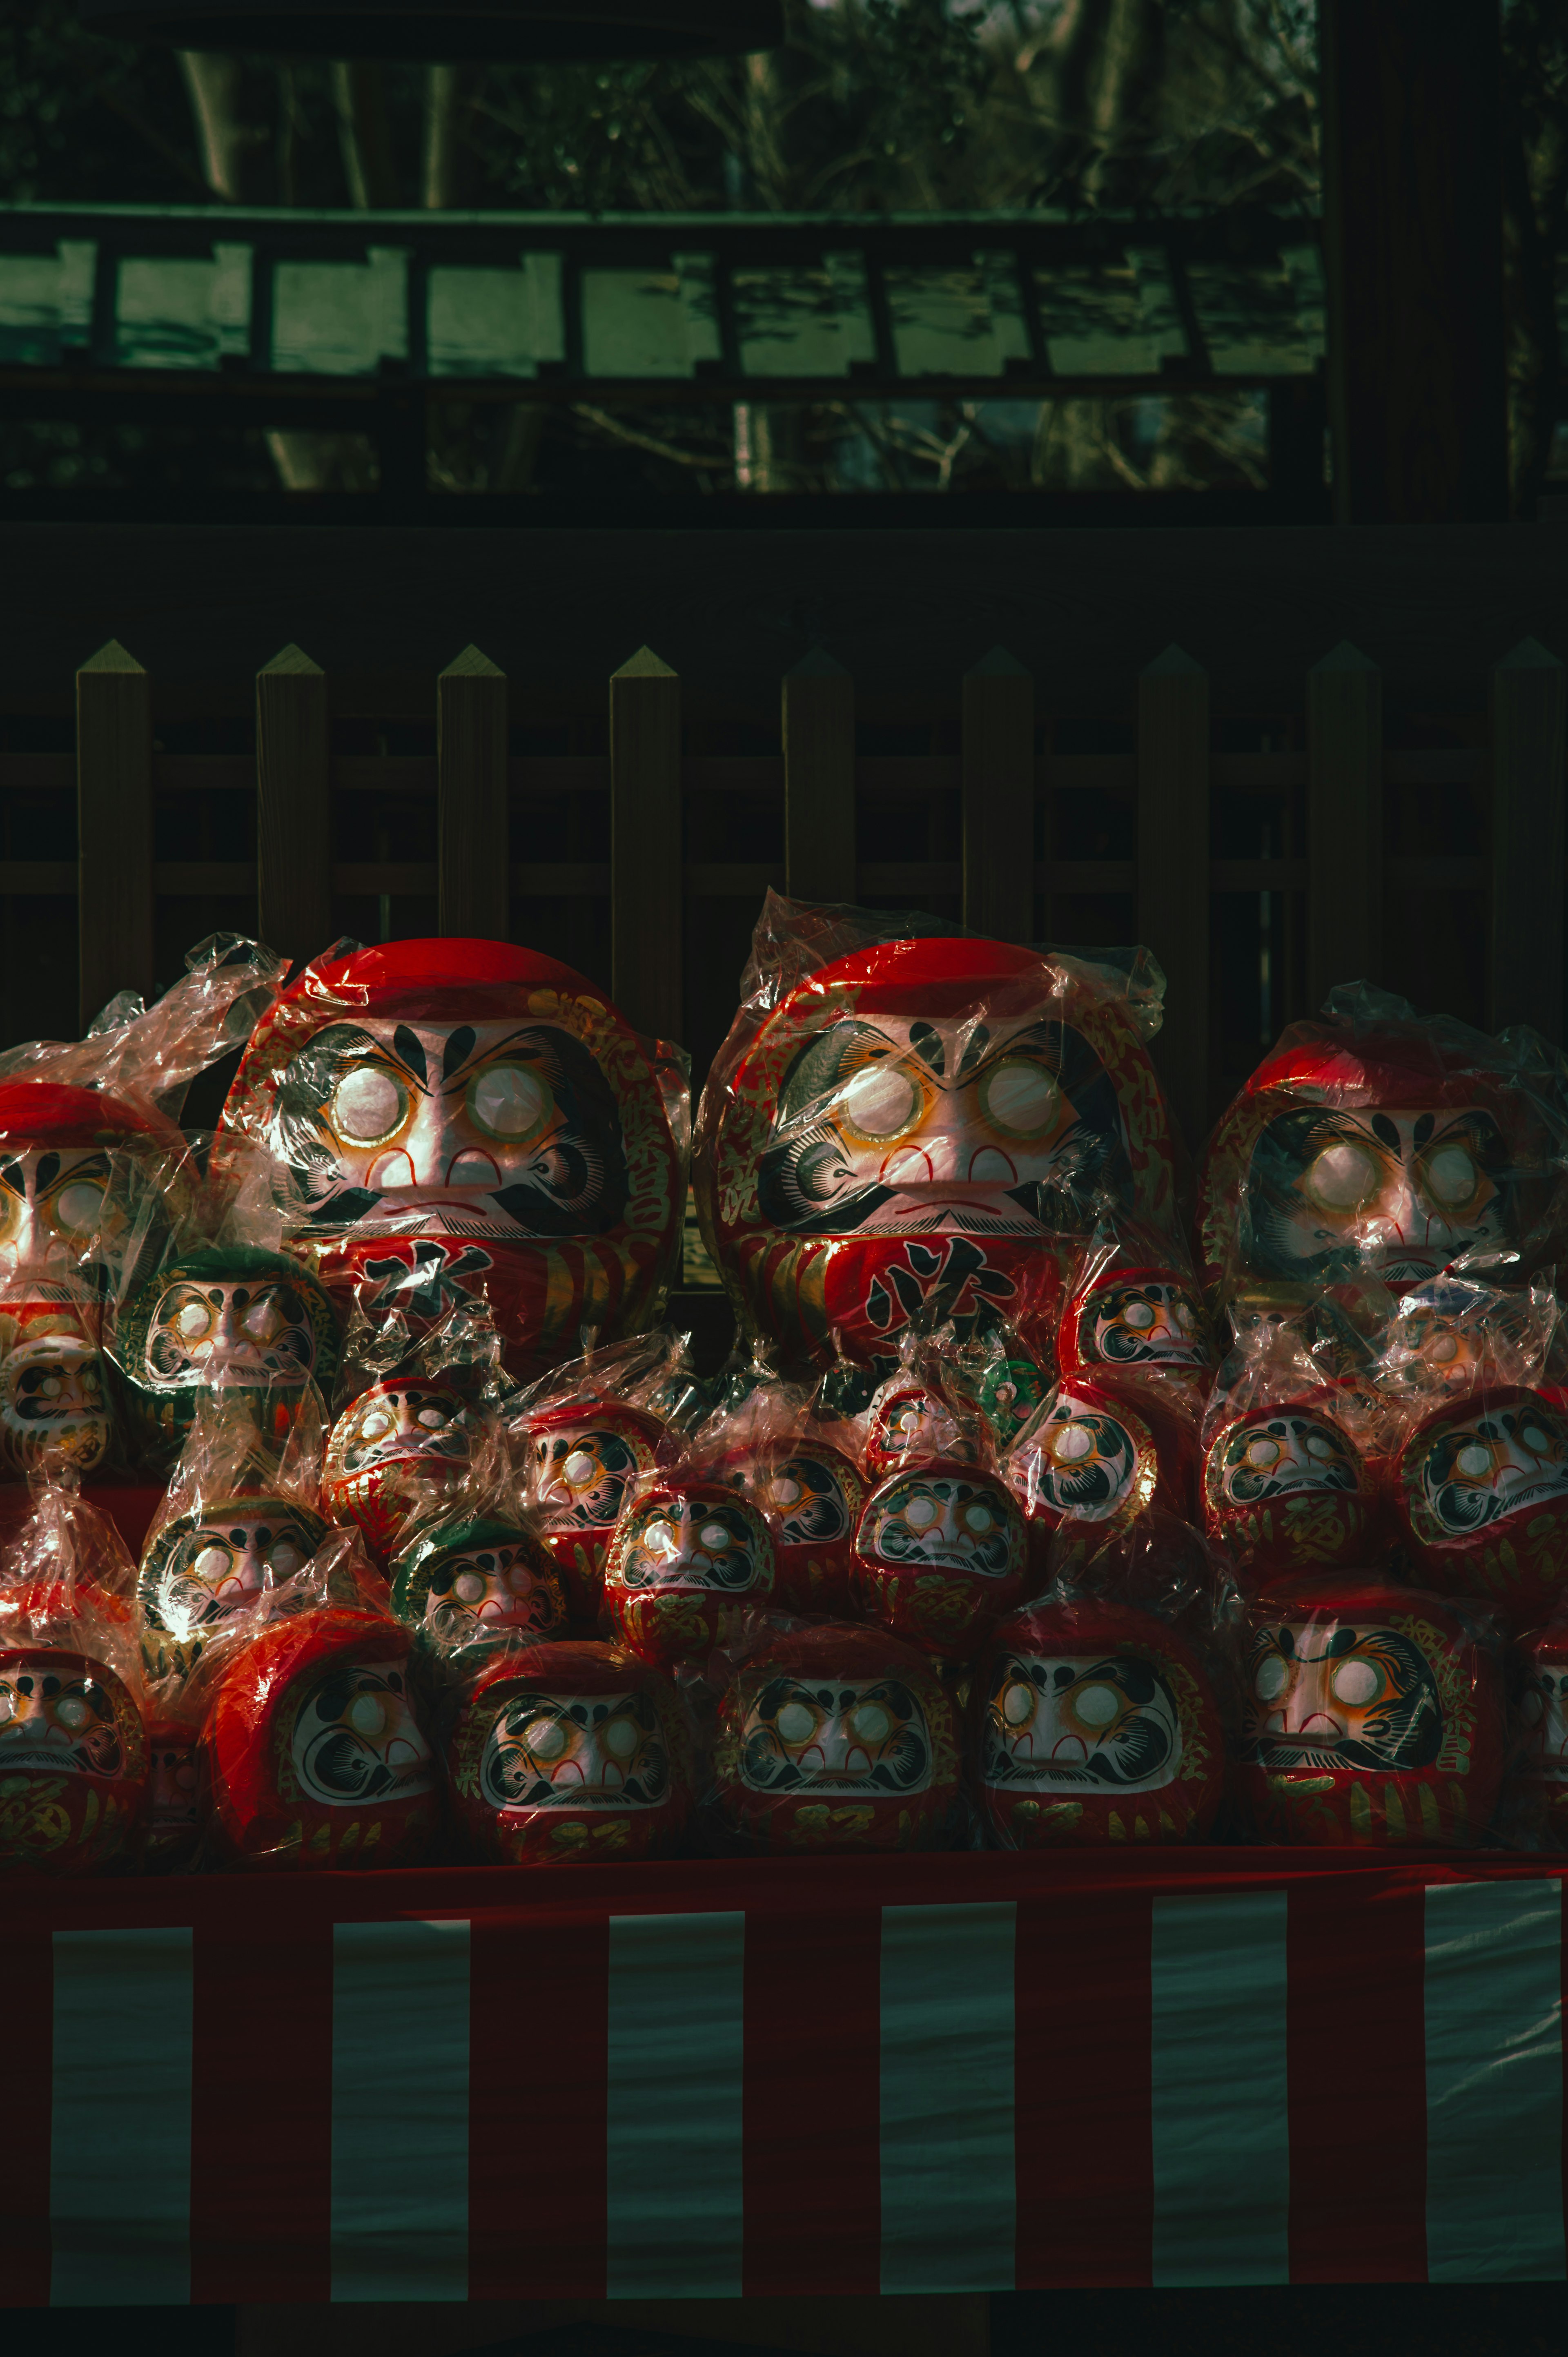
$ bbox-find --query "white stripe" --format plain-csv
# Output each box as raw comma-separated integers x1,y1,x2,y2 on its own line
331,1920,470,2302
50,1927,192,2306
606,1911,745,2297
1425,1878,1565,2281
880,1901,1016,2294
1151,1891,1290,2287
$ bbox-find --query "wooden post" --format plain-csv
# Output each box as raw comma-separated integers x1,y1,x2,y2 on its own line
783,648,856,905
1490,637,1566,1037
962,646,1034,942
1307,642,1383,1010
76,639,153,1030
610,645,682,1043
256,644,331,973
438,644,509,940
1137,645,1210,1153
1319,0,1508,521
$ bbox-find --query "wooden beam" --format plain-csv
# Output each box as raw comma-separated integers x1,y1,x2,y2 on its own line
1137,645,1210,1153
1307,641,1383,1010
1490,637,1566,1037
1319,0,1508,522
610,645,682,1042
962,647,1034,942
782,648,855,906
256,644,331,974
76,638,153,1030
438,643,509,939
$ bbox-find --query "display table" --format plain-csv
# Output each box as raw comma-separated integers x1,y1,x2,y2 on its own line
3,1847,1563,2306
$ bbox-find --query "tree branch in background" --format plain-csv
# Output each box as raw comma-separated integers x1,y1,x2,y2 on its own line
178,49,265,202
332,60,400,209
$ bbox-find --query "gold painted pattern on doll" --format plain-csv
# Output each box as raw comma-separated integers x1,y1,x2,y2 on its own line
757,1012,1130,1238
739,1675,931,1796
0,1149,111,1275
982,1651,1182,1792
1414,1405,1568,1536
479,1688,669,1810
1245,1105,1509,1284
286,1658,432,1808
1084,1280,1205,1368
423,1539,559,1641
0,1661,126,1777
1216,1414,1358,1507
0,1336,109,1474
144,1275,317,1390
1519,1668,1568,1782
152,1507,324,1638
619,1500,764,1593
334,1385,469,1475
272,1016,628,1240
869,1472,1016,1577
760,1454,852,1547
1244,1622,1443,1772
1029,1397,1141,1521
535,1425,644,1532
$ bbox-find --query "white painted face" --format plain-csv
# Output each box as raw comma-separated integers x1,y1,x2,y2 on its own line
332,1385,469,1476
0,1148,111,1277
1518,1666,1568,1781
982,1650,1182,1793
423,1539,555,1640
1215,1414,1358,1507
479,1688,670,1810
866,1472,1016,1577
0,1658,127,1778
1027,1394,1141,1522
1249,1105,1508,1284
1085,1279,1205,1368
1416,1405,1568,1536
739,1674,932,1796
619,1500,766,1593
0,1335,111,1475
1243,1621,1443,1773
155,1506,323,1638
534,1424,644,1532
288,1657,432,1808
143,1274,318,1390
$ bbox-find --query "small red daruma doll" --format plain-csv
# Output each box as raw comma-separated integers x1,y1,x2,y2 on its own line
1235,1575,1504,1846
1508,1620,1568,1848
322,1379,472,1568
604,1478,776,1670
200,1608,439,1869
863,1377,982,1482
1203,1388,1374,1588
713,1621,958,1853
0,1585,147,1874
851,1456,1027,1664
525,1397,668,1622
720,1442,865,1617
143,1715,201,1871
446,1639,691,1864
1006,1376,1196,1575
1395,1386,1568,1627
1057,1257,1213,1401
974,1595,1225,1847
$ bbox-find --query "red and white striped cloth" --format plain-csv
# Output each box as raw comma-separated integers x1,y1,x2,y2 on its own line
2,1849,1564,2306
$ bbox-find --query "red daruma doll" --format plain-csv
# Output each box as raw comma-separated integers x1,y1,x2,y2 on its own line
446,1639,691,1864
851,1456,1027,1663
1395,1385,1568,1626
525,1396,669,1623
721,1441,865,1617
1006,1375,1196,1579
1203,1386,1374,1587
322,1378,473,1569
604,1476,776,1670
0,1581,147,1874
1236,1575,1504,1846
201,1608,439,1869
974,1594,1225,1847
712,1622,959,1853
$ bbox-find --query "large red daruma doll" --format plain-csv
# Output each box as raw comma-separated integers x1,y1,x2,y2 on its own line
0,1582,147,1874
1236,1575,1504,1846
974,1595,1225,1847
696,935,1180,1374
200,1608,439,1869
1394,1385,1568,1626
447,1639,690,1864
218,939,686,1377
1203,1385,1375,1588
713,1622,958,1853
604,1478,776,1669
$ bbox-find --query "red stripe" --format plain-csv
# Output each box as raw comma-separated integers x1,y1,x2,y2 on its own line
0,1922,52,2304
742,1898,882,2297
1014,1883,1154,2288
1287,1870,1428,2282
468,1905,608,2300
189,1915,334,2302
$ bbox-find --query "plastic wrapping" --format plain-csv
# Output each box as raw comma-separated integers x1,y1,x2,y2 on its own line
712,1391,866,1622
710,1620,960,1853
861,1332,984,1481
443,1637,692,1863
1376,1269,1556,1407
1055,1211,1214,1403
1200,1331,1377,1588
603,1470,777,1671
216,937,690,1377
695,897,1182,1375
850,1454,1028,1665
388,1451,566,1657
972,1593,1226,1847
1234,1574,1504,1846
510,1332,679,1623
321,1376,479,1569
0,1274,115,1479
1004,1373,1198,1577
1196,984,1568,1307
1392,1380,1568,1626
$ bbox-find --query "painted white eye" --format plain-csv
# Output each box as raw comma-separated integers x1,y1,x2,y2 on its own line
361,1411,392,1440
602,1716,639,1759
0,1692,14,1722
175,1301,211,1341
417,1407,447,1429
1427,1334,1461,1363
1254,1653,1290,1701
1523,1425,1550,1454
332,1066,405,1144
980,1057,1059,1139
506,1562,534,1594
54,1181,105,1234
453,1571,486,1603
776,1701,817,1745
1122,1301,1156,1331
56,1695,89,1730
272,1541,307,1579
564,1449,597,1485
469,1064,548,1141
1330,1658,1379,1707
192,1545,230,1584
1457,1444,1492,1478
699,1521,731,1551
39,1375,63,1399
774,1476,801,1506
903,1494,939,1529
1074,1682,1120,1727
1305,1431,1337,1460
644,1519,678,1559
850,1702,890,1744
1427,1146,1477,1206
1245,1436,1281,1468
1306,1143,1379,1210
840,1062,920,1140
964,1504,994,1533
1052,1422,1094,1462
244,1296,284,1342
1002,1681,1033,1726
348,1692,386,1737
524,1716,567,1760
1175,1302,1196,1333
